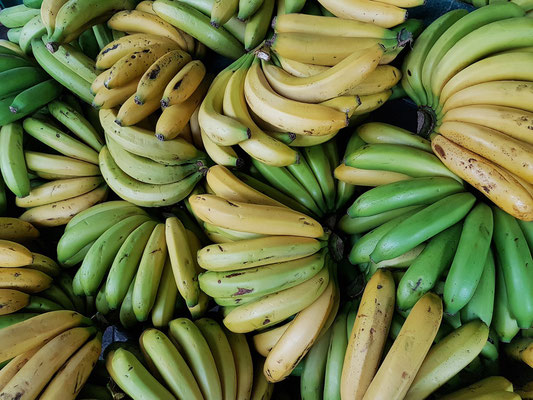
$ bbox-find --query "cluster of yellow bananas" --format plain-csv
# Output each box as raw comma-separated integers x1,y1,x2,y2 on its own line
107,318,274,400
56,201,210,327
0,310,101,400
402,2,533,221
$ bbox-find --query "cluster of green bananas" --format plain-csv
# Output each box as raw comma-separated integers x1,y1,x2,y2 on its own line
56,201,212,328
106,318,275,400
0,310,102,400
402,2,533,221
0,99,107,227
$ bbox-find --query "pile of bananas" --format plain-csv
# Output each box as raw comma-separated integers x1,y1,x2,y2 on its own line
0,310,101,400
0,99,107,227
106,318,275,399
402,2,533,221
56,201,211,327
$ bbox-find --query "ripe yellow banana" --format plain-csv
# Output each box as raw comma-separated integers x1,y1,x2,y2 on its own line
41,0,69,36
262,44,383,103
362,293,443,400
253,322,290,357
161,60,206,107
334,164,411,186
108,9,188,49
26,253,60,277
432,135,533,221
244,60,347,135
351,90,392,115
0,345,42,392
39,333,102,400
0,267,52,293
116,94,161,126
189,194,324,237
0,288,29,315
315,0,407,28
439,376,514,400
24,151,101,178
223,266,329,333
201,128,242,167
0,218,39,242
276,54,329,78
136,0,156,13
341,269,395,400
0,240,33,267
19,185,108,227
344,65,401,96
263,279,335,382
93,77,140,109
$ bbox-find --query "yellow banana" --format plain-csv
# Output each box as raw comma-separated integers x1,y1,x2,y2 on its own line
0,289,29,315
41,0,69,36
341,269,395,400
211,0,238,28
0,346,42,392
26,253,60,278
405,321,490,400
108,9,188,49
39,333,102,400
0,267,52,293
161,60,206,107
201,128,242,167
189,194,324,237
24,151,101,177
244,60,348,135
262,44,383,103
253,322,290,357
19,185,108,227
276,54,329,78
505,337,533,368
93,77,140,109
344,65,401,95
90,70,109,95
263,279,335,382
223,266,329,333
251,358,274,400
116,93,161,126
334,164,411,186
439,120,533,183
319,96,360,116
0,240,33,267
0,218,39,242
226,330,254,400
351,90,392,115
439,376,514,400
136,0,156,13
432,134,533,221
0,326,95,400
362,293,443,400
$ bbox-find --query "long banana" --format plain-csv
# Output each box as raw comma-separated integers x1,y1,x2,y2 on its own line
0,122,30,198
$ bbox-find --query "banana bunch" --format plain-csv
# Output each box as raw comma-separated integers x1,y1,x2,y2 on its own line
57,201,211,326
41,0,137,49
401,3,533,221
0,310,102,400
0,41,62,126
106,318,273,400
0,100,108,227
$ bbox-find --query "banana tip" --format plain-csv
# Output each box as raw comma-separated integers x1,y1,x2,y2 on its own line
134,96,144,105
210,21,220,28
8,106,17,114
114,119,122,127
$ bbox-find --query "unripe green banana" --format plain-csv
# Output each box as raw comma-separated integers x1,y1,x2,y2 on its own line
0,122,30,198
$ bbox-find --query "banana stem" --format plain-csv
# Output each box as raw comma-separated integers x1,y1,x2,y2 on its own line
416,106,437,139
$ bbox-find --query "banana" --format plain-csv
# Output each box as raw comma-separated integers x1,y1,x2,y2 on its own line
41,0,69,36
238,0,264,20
253,322,290,357
140,328,203,399
338,205,420,235
244,59,348,135
115,94,161,127
432,135,533,221
362,293,443,399
18,14,46,55
0,40,26,58
0,54,32,72
429,17,533,102
161,60,206,107
18,185,108,227
244,0,275,51
439,52,533,106
0,219,38,243
0,345,41,392
303,144,336,211
334,164,411,187
493,254,520,343
108,9,188,49
0,289,30,315
356,122,431,151
106,348,175,400
224,330,253,399
169,317,223,400
0,123,30,198
440,376,515,400
8,80,63,121
40,283,75,310
300,326,331,399
93,78,140,110
39,333,102,400
344,65,401,96
30,38,93,104
211,0,238,27
200,251,325,299
118,278,137,328
315,0,406,28
263,278,335,382
323,304,349,400
370,192,475,263
262,44,383,103
189,194,324,237
56,273,84,313
51,43,99,84
0,66,47,100
341,270,394,400
151,258,179,327
78,28,100,59
99,146,204,207
0,4,40,29
203,222,266,241
201,128,242,167
153,0,245,59
276,54,328,78
287,153,328,213
505,337,533,367
350,90,393,117
92,23,113,49
0,265,52,293
251,358,274,400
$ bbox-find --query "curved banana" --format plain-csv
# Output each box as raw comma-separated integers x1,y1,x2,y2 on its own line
0,122,30,198
314,0,406,28
334,164,411,187
0,289,30,315
0,218,39,242
161,60,206,107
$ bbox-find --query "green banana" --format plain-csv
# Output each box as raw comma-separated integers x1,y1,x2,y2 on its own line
324,304,349,400
0,66,47,99
95,282,111,315
285,0,305,13
287,151,328,214
493,256,520,343
151,258,179,328
251,158,322,217
152,0,244,59
460,251,496,327
238,0,264,20
77,28,100,60
338,206,422,235
168,318,223,400
199,251,326,298
244,0,274,51
57,273,86,314
0,122,30,197
7,28,22,43
31,38,93,104
92,24,113,50
518,219,533,249
0,54,32,72
348,208,421,264
301,327,331,400
348,177,464,218
444,203,493,315
99,146,204,207
40,284,76,310
370,192,476,263
48,100,104,152
9,79,63,115
66,241,95,271
336,131,365,210
57,203,146,263
22,117,99,164
0,5,40,28
304,144,336,213
65,200,140,230
356,123,432,152
492,206,533,329
105,220,158,310
132,223,167,322
24,295,63,312
119,278,138,328
18,15,46,55
23,0,43,8
51,43,99,84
